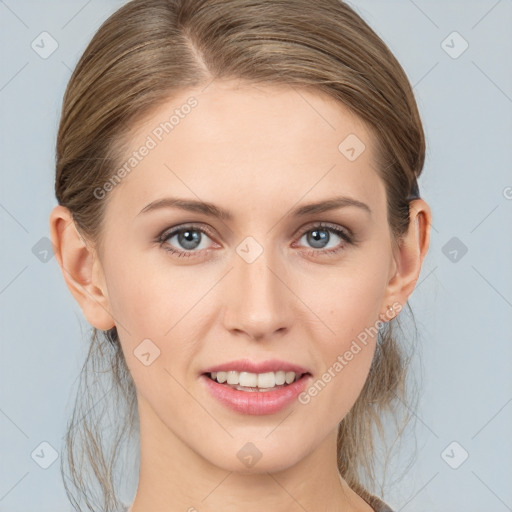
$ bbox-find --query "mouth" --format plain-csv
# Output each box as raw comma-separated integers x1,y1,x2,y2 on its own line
200,359,313,414
203,370,311,392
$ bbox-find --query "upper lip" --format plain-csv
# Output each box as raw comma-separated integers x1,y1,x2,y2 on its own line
202,358,311,375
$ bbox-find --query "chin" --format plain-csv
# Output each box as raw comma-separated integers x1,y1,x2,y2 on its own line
200,439,308,475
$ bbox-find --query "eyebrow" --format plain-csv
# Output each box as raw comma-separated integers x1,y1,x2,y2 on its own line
137,195,372,220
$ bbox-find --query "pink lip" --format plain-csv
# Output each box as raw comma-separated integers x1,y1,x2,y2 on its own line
201,358,310,375
201,373,312,415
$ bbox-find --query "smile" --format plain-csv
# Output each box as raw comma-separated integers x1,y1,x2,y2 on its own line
201,372,312,415
208,370,304,391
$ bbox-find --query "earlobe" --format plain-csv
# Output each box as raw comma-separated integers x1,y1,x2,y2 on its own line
380,198,432,318
49,205,115,330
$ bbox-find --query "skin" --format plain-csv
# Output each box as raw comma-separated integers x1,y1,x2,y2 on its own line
50,79,431,512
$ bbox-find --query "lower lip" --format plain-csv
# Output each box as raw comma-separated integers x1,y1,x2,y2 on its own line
201,374,311,415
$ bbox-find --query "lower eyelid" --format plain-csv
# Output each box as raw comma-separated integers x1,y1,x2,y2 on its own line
158,224,352,256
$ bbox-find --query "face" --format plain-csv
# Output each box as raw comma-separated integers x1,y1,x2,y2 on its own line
94,79,399,473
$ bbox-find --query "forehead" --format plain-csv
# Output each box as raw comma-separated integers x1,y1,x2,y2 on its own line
105,80,385,222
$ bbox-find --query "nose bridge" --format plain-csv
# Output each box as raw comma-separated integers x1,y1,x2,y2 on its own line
223,239,292,339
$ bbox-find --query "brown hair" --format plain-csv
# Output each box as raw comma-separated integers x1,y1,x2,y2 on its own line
55,0,424,510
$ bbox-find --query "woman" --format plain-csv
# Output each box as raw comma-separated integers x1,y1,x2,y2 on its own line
49,0,431,510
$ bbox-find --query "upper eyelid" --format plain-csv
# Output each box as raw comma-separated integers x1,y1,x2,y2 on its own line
159,223,215,239
159,222,351,245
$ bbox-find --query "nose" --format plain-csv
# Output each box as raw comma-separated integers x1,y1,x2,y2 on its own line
222,245,294,342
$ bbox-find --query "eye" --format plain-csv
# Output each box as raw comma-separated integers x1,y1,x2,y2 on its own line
157,222,354,259
158,224,217,258
294,222,353,257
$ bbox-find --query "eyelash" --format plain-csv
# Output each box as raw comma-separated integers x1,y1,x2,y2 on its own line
157,222,354,259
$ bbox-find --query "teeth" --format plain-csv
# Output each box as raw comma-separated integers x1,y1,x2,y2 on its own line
285,371,296,384
275,371,286,385
257,372,275,388
240,371,259,387
209,370,302,388
227,371,238,385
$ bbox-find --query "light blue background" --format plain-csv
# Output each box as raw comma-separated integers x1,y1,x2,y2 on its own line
1,1,511,510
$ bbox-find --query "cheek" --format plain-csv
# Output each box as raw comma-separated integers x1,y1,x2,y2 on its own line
104,249,207,341
303,252,389,343
102,251,215,386
300,293,378,427
295,254,388,417
104,258,204,408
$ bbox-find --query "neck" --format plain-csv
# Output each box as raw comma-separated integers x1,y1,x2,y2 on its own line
128,396,372,512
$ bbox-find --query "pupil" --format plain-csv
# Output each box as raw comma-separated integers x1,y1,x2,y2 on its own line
309,229,328,248
179,229,200,249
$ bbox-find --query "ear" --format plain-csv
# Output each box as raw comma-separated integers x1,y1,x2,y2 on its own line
380,198,432,320
49,205,115,330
